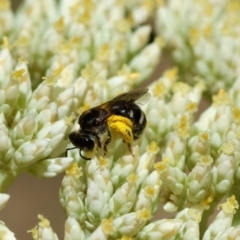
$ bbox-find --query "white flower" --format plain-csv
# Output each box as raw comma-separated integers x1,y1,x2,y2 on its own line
156,0,240,94
203,196,239,240
28,215,59,240
0,221,16,240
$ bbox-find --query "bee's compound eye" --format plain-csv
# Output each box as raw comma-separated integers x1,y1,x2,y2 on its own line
69,132,95,151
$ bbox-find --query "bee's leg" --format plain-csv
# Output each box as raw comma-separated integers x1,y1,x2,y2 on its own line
103,129,111,156
122,140,134,156
80,150,92,160
95,134,102,149
127,143,134,156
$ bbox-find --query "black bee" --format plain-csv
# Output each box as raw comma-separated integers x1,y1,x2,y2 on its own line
65,88,150,160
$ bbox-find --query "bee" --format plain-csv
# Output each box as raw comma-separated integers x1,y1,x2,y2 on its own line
65,88,150,160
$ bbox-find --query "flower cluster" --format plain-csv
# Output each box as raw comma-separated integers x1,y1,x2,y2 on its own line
0,0,161,187
1,0,240,239
156,0,240,94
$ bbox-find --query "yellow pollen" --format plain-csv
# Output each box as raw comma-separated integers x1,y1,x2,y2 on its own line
64,112,76,126
12,69,25,79
148,141,159,153
204,4,213,16
38,214,50,228
218,195,239,214
129,72,140,80
71,36,82,46
155,36,165,47
218,142,235,155
82,0,95,9
213,89,231,105
227,1,240,12
117,65,140,80
144,186,155,197
80,10,90,25
189,27,200,45
127,173,138,183
187,102,197,112
97,43,110,61
156,0,164,7
169,140,175,150
153,81,165,97
121,237,133,240
52,65,64,77
199,155,213,166
77,103,90,115
142,0,155,12
27,226,38,240
163,67,178,82
102,218,114,235
203,25,212,38
176,115,189,139
188,209,202,223
233,107,240,123
54,17,64,32
154,158,169,172
107,115,133,143
0,0,10,10
66,162,82,178
137,208,151,220
70,3,80,16
203,196,214,205
99,156,107,167
199,131,210,141
2,36,9,49
197,196,214,210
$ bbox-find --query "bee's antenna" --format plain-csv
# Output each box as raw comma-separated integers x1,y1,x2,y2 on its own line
80,150,92,160
65,147,77,157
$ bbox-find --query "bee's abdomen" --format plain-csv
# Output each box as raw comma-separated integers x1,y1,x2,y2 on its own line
115,103,146,140
130,107,146,140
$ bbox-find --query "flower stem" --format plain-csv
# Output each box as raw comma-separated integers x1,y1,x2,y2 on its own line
231,185,240,225
0,169,21,192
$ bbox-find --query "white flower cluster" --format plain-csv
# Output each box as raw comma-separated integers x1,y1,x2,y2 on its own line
156,0,240,94
1,0,240,239
0,47,76,185
0,0,161,186
58,143,183,240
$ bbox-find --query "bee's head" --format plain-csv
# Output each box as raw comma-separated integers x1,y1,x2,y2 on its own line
69,131,95,151
67,131,95,160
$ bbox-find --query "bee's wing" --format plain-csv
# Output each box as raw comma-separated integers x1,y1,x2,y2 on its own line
135,91,151,106
111,88,150,106
96,88,150,122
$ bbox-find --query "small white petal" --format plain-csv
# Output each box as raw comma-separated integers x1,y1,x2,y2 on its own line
28,157,74,178
0,193,10,210
0,221,16,240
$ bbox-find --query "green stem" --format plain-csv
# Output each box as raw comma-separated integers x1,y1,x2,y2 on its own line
0,168,21,192
230,185,240,225
200,200,219,238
